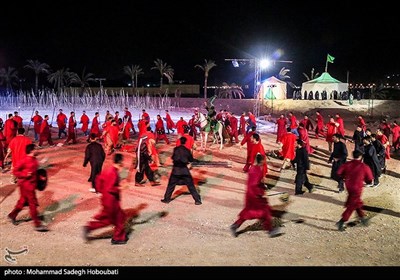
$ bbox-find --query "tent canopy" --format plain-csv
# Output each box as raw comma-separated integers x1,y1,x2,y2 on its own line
258,76,287,100
301,72,348,99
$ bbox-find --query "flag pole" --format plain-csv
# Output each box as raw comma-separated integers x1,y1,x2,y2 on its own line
325,54,328,72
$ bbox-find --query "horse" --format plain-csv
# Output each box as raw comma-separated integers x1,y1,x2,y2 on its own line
194,111,224,151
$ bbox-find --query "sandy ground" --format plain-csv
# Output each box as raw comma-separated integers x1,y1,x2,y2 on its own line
0,111,399,267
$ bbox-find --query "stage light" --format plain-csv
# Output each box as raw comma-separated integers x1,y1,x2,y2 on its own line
232,60,239,68
260,59,271,69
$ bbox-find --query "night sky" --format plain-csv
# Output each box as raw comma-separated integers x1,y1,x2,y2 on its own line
1,1,398,94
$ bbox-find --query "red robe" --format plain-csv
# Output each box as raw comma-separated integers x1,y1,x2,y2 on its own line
236,164,272,231
248,141,268,176
88,166,126,241
56,113,67,130
298,127,314,154
376,134,391,159
337,159,373,221
280,132,297,160
66,117,77,143
289,115,297,129
80,114,90,134
358,117,367,131
0,131,6,168
39,119,54,146
10,155,41,227
90,116,100,136
142,112,150,122
276,118,287,143
239,115,246,135
8,135,32,168
300,118,314,131
229,115,239,143
326,122,338,142
165,113,175,130
176,120,188,135
4,118,17,147
155,119,169,143
122,120,132,140
138,119,148,137
241,130,256,171
13,115,23,128
176,133,195,151
392,124,400,150
336,117,345,136
32,115,43,135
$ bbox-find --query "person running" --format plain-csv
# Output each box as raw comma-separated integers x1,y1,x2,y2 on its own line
335,150,374,231
161,136,202,205
230,154,281,238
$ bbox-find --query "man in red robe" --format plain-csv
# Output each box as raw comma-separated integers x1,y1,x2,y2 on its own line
300,115,314,132
80,110,90,136
141,109,150,122
357,115,367,132
65,111,77,144
155,114,169,144
0,129,5,170
123,107,136,135
326,117,339,152
335,150,374,231
298,123,314,154
163,110,175,134
276,114,287,143
90,112,101,137
83,153,129,244
13,111,23,129
246,111,257,133
248,133,268,177
335,113,345,137
288,112,299,137
391,120,400,152
4,114,17,149
315,111,325,139
121,115,133,141
38,115,54,148
7,144,48,231
103,120,120,155
188,115,198,141
175,117,188,138
5,127,32,182
176,127,195,153
137,116,149,138
56,109,67,139
279,127,297,171
31,110,43,142
376,129,391,160
239,112,246,136
230,154,281,238
241,126,256,172
229,112,239,144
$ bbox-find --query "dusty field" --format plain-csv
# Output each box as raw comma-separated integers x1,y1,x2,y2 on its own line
0,111,399,267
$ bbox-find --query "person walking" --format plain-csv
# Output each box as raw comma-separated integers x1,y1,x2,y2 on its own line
83,153,129,245
291,139,314,195
161,136,202,205
230,154,281,238
335,150,374,231
7,144,48,232
328,134,348,192
83,133,106,193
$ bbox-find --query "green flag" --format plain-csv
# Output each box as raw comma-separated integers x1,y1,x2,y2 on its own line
327,54,335,63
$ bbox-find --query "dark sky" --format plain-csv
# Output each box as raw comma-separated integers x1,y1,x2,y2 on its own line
1,1,399,94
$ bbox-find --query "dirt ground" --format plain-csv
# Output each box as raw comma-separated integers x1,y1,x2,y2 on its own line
0,110,399,267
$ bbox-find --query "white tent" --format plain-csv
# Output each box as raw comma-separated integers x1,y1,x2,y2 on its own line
258,76,287,100
301,72,348,99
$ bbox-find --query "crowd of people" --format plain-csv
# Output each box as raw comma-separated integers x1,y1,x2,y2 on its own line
1,103,399,241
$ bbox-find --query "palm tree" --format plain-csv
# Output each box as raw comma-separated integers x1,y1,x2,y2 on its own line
303,68,320,81
0,67,19,92
24,59,50,94
123,64,144,89
47,68,74,93
195,59,217,99
278,67,290,80
70,68,95,93
217,82,245,99
151,59,174,88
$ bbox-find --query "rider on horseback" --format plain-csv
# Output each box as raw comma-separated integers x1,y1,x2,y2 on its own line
204,95,217,128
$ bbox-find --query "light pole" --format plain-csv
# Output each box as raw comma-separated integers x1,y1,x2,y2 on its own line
94,78,106,90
